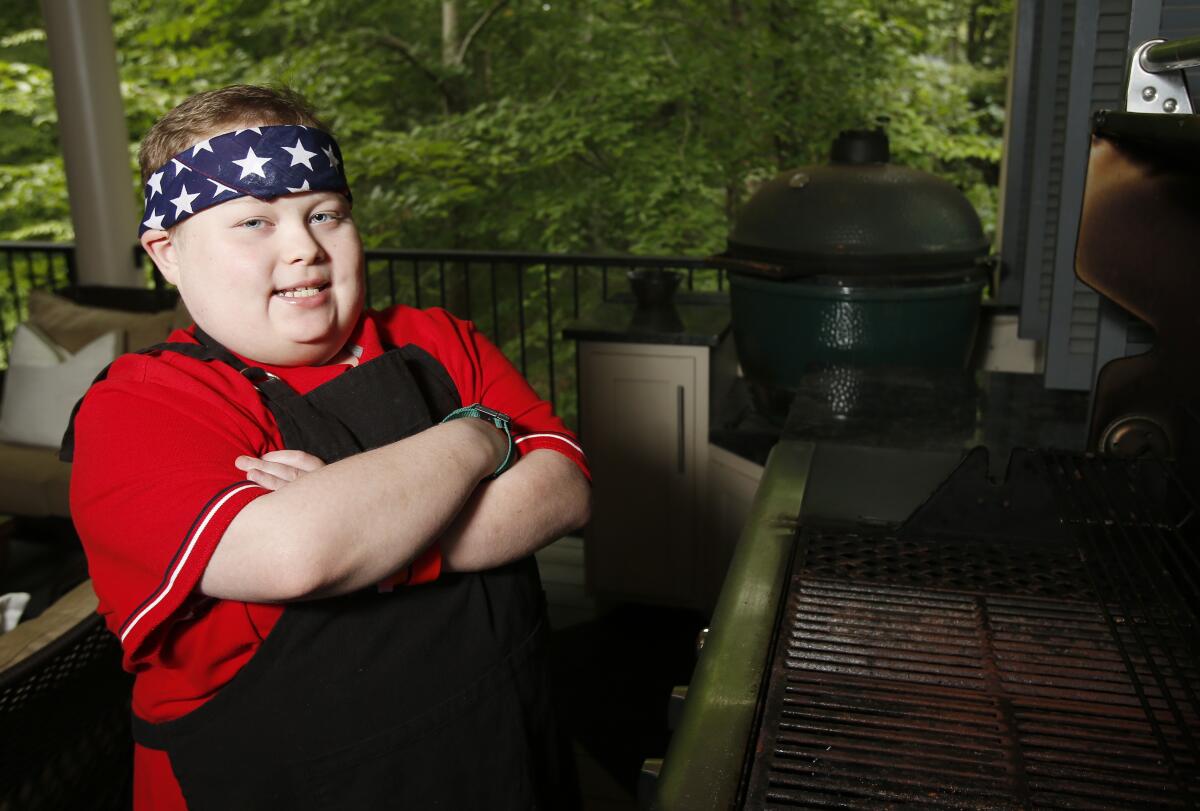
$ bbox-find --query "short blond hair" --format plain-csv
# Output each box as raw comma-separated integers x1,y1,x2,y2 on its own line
138,85,327,183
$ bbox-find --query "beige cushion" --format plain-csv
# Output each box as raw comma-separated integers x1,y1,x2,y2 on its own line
10,322,66,365
0,328,121,449
0,441,71,517
27,289,175,353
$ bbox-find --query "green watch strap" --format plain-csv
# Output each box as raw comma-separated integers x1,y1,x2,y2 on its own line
440,403,514,479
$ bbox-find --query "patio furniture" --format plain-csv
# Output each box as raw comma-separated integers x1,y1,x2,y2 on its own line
0,579,132,810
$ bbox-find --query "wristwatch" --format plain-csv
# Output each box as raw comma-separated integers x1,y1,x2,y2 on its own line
440,403,514,479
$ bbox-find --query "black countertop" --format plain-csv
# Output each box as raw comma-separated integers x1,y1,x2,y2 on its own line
710,367,1092,469
561,295,731,347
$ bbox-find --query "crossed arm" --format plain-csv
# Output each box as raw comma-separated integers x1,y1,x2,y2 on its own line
199,419,591,602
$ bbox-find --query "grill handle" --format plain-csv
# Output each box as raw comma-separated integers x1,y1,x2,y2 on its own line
1143,35,1200,72
1127,38,1196,114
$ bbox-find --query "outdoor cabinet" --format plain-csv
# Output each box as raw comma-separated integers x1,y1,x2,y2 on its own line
578,341,709,607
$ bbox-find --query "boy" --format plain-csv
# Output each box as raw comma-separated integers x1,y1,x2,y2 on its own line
66,85,591,810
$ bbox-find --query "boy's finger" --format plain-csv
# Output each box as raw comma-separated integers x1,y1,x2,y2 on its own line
260,450,325,471
244,467,289,492
240,458,302,482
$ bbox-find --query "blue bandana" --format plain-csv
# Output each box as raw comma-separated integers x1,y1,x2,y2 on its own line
139,124,351,235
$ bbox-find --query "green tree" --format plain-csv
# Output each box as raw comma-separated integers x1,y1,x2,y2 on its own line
0,3,67,241
1,0,1012,249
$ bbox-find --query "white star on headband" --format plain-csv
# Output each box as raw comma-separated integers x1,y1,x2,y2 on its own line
322,144,340,170
171,158,189,176
283,139,318,170
233,146,271,179
191,139,213,156
143,209,165,230
209,179,237,198
234,127,263,137
146,171,164,198
286,180,311,193
171,185,200,217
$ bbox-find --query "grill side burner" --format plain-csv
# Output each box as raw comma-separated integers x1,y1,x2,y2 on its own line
745,450,1200,809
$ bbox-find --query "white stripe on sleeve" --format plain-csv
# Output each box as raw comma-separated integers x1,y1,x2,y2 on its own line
120,483,264,644
513,433,584,456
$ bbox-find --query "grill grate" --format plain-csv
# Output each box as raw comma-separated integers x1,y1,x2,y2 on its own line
745,452,1200,809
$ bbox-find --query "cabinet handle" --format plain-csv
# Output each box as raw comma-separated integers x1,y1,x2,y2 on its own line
677,385,685,474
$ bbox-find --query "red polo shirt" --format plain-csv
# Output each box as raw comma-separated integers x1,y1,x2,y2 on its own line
69,305,588,810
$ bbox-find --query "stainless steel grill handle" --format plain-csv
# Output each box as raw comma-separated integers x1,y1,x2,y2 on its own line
1128,38,1197,114
1143,35,1200,73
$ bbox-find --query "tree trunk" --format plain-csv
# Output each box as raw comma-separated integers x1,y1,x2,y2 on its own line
442,0,460,66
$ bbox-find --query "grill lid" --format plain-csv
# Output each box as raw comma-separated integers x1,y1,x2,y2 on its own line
714,129,990,281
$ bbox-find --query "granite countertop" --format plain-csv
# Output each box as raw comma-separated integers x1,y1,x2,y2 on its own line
562,295,731,347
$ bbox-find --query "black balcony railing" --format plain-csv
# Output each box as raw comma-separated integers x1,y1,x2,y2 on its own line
0,241,76,356
1,242,726,427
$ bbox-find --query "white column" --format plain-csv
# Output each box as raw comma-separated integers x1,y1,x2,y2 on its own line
40,0,140,287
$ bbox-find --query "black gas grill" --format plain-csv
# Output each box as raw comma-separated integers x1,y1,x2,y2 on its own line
748,450,1199,809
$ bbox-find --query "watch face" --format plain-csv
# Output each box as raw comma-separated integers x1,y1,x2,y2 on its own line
475,405,511,424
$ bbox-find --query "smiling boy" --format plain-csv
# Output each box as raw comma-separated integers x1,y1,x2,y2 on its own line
66,85,590,810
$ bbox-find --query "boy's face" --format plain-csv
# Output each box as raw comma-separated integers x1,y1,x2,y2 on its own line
143,189,364,366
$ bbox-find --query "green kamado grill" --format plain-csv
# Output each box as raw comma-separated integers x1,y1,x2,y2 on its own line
710,129,990,407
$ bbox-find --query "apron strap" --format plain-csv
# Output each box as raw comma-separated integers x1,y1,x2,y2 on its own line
192,327,300,405
189,328,365,457
130,711,169,750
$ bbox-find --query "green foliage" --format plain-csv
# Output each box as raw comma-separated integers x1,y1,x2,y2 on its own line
0,2,66,241
0,0,1012,404
0,0,1012,249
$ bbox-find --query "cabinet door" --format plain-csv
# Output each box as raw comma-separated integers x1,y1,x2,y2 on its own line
581,346,700,605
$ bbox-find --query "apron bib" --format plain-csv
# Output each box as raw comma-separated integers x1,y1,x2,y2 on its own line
65,331,578,810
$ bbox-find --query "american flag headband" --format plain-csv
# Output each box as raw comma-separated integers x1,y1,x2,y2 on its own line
139,124,351,236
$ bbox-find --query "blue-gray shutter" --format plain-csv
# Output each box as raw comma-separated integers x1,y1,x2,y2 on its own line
993,0,1040,308
1009,0,1076,339
1041,0,1132,391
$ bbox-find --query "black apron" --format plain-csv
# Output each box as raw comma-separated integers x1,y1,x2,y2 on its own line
63,331,580,811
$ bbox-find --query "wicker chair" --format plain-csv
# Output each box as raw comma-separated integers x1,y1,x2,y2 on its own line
0,580,132,810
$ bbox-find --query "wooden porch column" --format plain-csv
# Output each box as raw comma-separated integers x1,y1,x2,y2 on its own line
40,0,140,287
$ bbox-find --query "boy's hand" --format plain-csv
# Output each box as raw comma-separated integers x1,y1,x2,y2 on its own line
235,450,326,491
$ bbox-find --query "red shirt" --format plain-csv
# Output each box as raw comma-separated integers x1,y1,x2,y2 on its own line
69,306,588,810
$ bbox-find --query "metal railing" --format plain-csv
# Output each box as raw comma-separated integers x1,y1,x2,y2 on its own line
361,249,725,423
1,241,727,426
0,241,76,362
